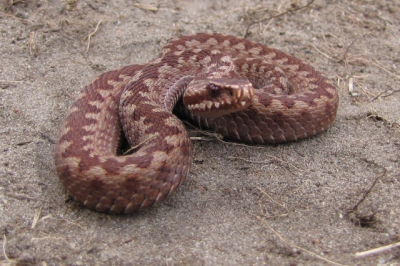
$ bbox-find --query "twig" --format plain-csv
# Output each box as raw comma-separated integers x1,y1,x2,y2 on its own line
16,141,33,146
338,37,361,63
372,89,400,101
258,217,348,266
244,0,315,38
355,242,400,259
86,19,102,52
382,89,400,99
350,169,386,212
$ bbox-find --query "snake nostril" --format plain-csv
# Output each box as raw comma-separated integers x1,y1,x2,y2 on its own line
209,84,221,98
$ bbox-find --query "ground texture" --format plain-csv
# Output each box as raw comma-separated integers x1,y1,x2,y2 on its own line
0,0,399,265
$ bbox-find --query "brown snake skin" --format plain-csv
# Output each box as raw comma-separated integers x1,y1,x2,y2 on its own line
55,33,339,214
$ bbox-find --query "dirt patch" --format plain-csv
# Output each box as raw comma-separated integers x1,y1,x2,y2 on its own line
1,0,399,265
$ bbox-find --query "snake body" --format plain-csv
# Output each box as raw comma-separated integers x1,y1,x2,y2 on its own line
55,33,339,214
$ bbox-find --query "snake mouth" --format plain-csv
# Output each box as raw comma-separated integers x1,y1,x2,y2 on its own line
183,78,254,117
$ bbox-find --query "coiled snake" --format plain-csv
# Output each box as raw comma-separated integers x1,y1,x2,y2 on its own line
55,33,339,214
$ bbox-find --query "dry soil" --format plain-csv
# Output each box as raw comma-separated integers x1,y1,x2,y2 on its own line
0,0,399,265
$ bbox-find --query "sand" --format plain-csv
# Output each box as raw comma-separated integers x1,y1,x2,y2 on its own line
1,0,399,265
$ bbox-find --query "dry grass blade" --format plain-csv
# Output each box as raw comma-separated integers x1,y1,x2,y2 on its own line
355,242,400,259
257,185,289,214
0,11,34,25
31,207,42,229
32,236,77,250
133,3,159,12
244,0,315,38
0,80,23,84
123,135,157,155
2,235,16,264
86,19,102,52
312,40,400,81
258,218,348,266
228,155,302,172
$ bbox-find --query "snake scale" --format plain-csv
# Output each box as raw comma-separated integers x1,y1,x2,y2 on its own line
55,33,339,214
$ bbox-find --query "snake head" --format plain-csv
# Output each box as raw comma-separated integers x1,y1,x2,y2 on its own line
183,78,254,117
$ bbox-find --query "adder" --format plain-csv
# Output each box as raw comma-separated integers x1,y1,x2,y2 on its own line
55,33,339,214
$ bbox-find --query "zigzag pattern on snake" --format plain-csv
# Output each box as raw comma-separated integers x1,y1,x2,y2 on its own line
55,33,339,214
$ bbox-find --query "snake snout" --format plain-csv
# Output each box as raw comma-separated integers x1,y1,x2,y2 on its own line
183,78,255,117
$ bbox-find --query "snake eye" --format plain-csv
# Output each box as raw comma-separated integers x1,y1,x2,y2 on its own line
208,84,221,98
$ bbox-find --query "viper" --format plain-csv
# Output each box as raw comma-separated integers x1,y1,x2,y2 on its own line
55,33,339,214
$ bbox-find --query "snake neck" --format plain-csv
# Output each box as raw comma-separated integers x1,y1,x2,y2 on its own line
164,75,195,112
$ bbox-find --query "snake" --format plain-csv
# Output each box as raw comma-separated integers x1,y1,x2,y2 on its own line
54,33,339,214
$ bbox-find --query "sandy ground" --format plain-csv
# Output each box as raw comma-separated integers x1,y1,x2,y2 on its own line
1,0,399,265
